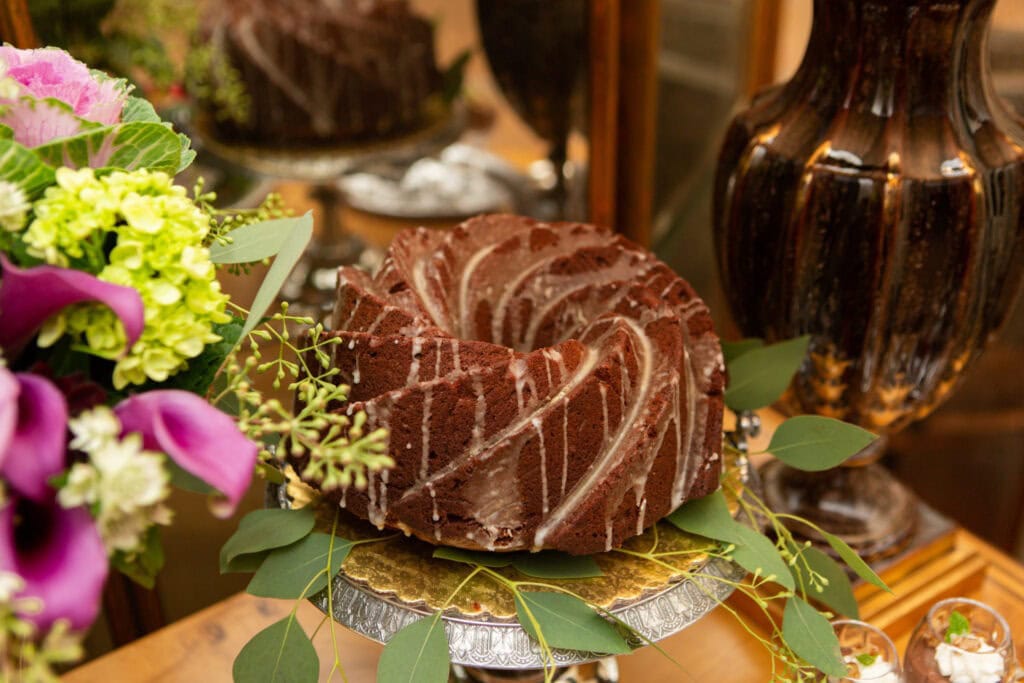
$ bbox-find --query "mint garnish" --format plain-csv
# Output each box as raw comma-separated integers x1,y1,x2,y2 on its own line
855,653,878,667
945,610,970,643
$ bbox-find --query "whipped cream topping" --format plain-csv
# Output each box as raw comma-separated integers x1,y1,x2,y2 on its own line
934,639,1005,683
836,655,900,683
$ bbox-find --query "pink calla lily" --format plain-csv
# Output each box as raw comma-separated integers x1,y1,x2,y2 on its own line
115,390,257,517
0,372,68,502
0,369,16,470
0,368,105,632
0,500,107,631
0,254,144,356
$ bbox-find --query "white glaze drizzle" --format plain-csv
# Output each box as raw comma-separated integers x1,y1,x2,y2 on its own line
419,386,433,481
407,337,423,385
532,417,549,515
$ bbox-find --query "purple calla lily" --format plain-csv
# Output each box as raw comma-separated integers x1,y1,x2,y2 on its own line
0,500,107,631
1,372,68,502
115,391,257,517
0,254,144,356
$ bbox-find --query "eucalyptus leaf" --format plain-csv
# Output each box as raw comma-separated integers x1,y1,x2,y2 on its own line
668,491,793,590
0,139,55,198
240,212,314,339
512,552,602,579
763,416,876,471
782,596,846,678
432,546,515,568
219,507,316,572
32,121,183,174
792,546,859,619
724,335,810,411
233,617,318,683
722,338,764,365
730,524,795,591
223,551,269,574
376,616,450,683
210,216,309,264
820,531,888,592
666,490,745,545
515,591,631,655
247,533,353,599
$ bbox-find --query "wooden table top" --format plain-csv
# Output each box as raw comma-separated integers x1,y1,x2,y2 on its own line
64,527,1024,683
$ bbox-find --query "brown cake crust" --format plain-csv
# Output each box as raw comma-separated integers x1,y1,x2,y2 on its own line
302,215,724,555
194,0,442,146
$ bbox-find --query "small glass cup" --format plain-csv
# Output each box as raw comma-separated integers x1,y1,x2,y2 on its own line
830,620,903,682
904,597,1015,683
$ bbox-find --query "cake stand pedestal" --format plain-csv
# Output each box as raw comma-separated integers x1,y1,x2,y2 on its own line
192,104,466,316
268,452,755,682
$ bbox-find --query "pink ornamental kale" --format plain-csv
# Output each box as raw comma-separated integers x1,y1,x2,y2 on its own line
0,46,127,148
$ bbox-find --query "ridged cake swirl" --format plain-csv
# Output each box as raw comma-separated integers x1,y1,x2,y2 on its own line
311,215,725,555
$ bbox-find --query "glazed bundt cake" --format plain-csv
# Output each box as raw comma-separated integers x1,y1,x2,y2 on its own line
310,214,724,555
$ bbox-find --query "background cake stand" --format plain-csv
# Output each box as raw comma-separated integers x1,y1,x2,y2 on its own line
191,103,467,315
268,452,755,683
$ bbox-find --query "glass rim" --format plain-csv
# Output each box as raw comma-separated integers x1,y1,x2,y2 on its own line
923,596,1012,650
831,618,901,679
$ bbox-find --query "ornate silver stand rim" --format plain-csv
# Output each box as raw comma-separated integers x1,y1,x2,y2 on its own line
269,484,746,670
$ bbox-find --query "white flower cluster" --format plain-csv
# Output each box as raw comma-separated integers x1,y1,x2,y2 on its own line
57,407,172,554
0,181,30,233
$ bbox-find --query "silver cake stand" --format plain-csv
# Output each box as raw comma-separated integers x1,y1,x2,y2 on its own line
268,448,756,683
191,103,467,314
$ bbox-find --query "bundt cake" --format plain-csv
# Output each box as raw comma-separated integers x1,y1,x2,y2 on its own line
190,0,442,146
307,215,725,555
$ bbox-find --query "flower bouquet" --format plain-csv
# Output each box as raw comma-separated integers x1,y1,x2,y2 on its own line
0,45,389,680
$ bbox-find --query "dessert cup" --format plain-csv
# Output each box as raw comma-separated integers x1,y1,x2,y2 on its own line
830,620,902,683
904,598,1014,683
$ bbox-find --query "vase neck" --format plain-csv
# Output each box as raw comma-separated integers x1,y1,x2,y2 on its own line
794,0,997,113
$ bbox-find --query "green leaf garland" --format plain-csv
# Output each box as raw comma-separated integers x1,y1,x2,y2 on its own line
721,338,764,365
515,591,632,655
376,616,450,683
791,546,859,619
232,617,319,683
237,213,314,339
219,508,316,573
782,596,846,678
247,533,353,600
724,335,810,411
762,415,876,471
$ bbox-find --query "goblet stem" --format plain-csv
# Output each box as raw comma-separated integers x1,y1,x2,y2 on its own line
760,453,918,563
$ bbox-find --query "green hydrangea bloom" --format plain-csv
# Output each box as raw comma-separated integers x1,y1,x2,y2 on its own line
24,167,230,389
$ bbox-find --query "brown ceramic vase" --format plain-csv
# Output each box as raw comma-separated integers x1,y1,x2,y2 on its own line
713,0,1024,559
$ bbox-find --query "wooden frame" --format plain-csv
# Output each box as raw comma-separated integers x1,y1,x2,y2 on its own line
589,0,781,246
1,0,37,48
